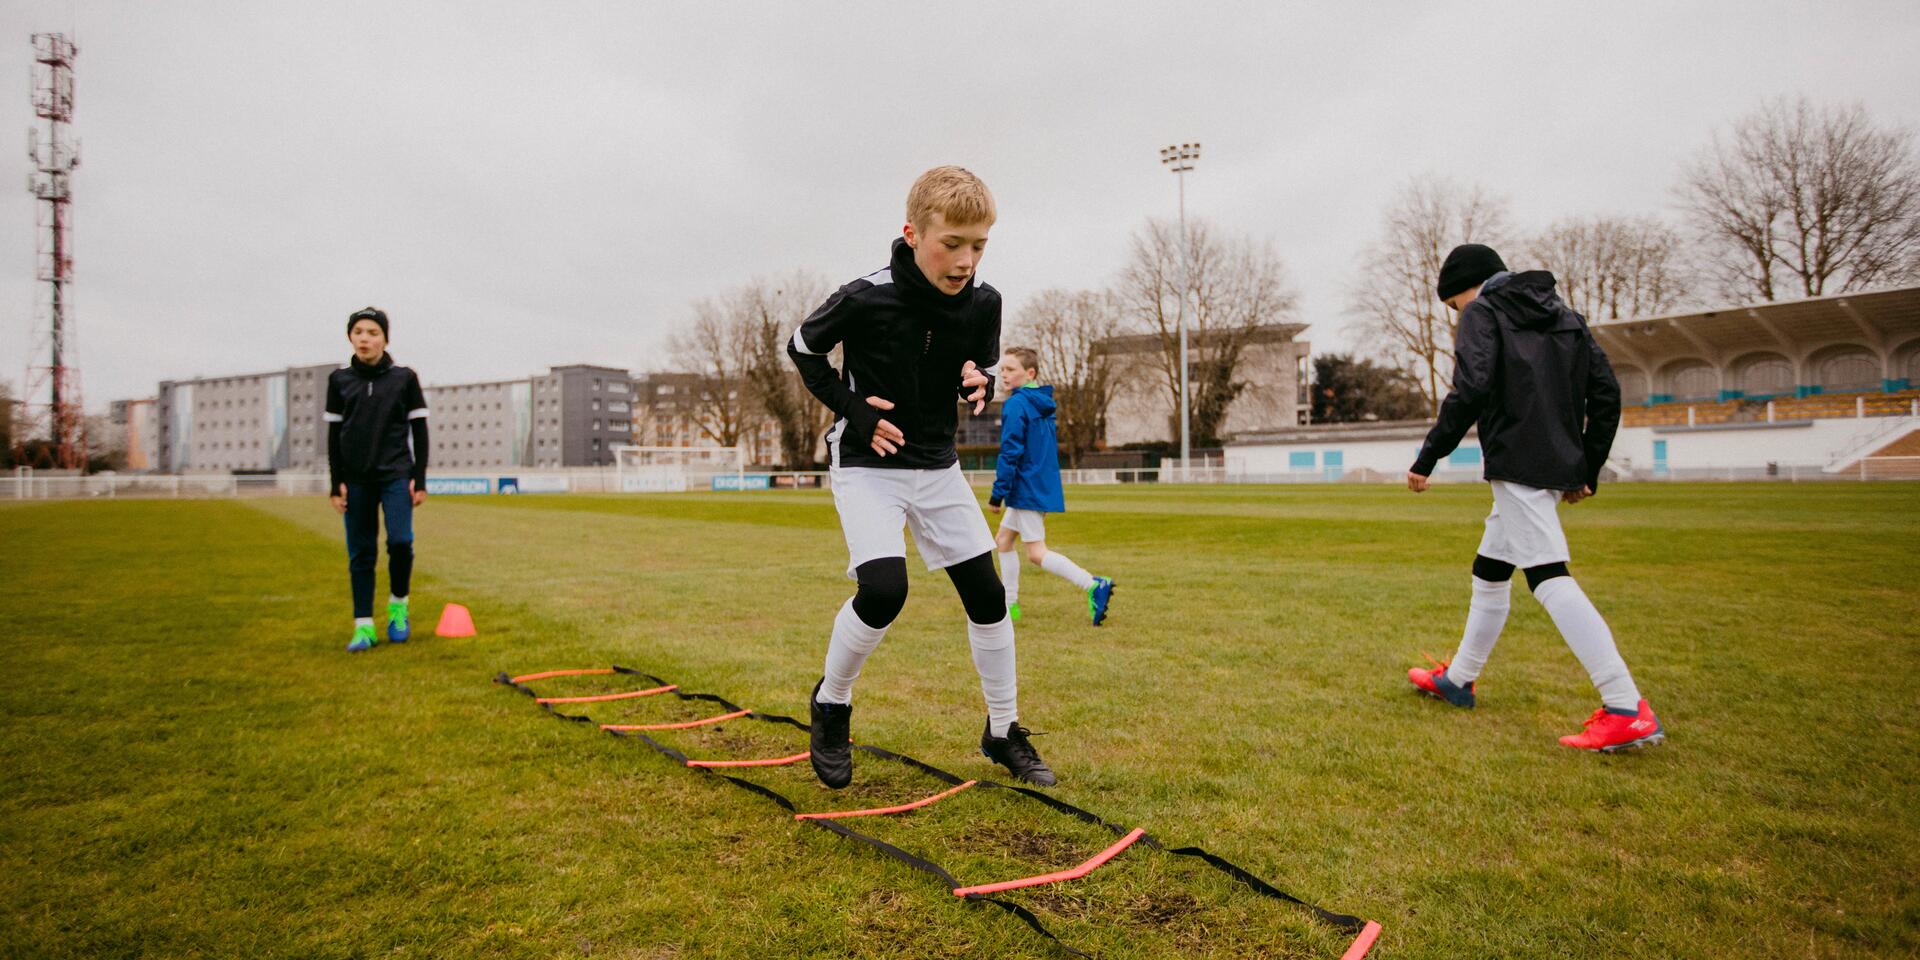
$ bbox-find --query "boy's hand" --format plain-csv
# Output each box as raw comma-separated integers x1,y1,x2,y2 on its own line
410,479,427,507
865,396,904,456
989,502,1003,514
331,483,347,514
960,360,990,414
1563,485,1594,505
1405,471,1430,493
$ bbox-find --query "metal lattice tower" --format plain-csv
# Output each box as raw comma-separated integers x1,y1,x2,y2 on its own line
20,32,83,469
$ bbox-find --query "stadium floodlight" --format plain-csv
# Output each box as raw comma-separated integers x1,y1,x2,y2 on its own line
1160,142,1200,479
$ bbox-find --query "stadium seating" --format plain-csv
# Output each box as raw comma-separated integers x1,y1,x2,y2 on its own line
1621,389,1920,429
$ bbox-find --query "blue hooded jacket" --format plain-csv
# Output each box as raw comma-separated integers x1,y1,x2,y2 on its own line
990,384,1066,512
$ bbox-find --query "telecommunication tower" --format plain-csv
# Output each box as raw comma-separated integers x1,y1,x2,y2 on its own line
19,32,83,469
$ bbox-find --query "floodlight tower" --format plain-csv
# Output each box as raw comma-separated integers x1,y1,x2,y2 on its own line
21,33,83,469
1159,142,1199,478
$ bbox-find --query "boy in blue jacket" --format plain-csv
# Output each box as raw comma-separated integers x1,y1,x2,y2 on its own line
989,346,1115,625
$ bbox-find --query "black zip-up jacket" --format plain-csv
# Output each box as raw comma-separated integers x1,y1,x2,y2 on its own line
325,353,430,491
788,238,1001,469
1411,271,1621,492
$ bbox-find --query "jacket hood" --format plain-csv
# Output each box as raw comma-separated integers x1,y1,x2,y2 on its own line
1481,270,1585,332
1013,383,1056,415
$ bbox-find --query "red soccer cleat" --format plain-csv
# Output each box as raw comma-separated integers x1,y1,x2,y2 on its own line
1558,699,1665,752
1407,652,1476,708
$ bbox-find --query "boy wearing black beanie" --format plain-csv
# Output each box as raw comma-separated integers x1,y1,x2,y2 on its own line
326,307,430,653
1404,245,1664,753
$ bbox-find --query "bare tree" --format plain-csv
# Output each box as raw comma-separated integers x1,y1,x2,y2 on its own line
1349,176,1512,414
1679,97,1920,301
1115,218,1299,443
1008,289,1124,467
737,273,835,469
1525,215,1695,321
668,297,758,448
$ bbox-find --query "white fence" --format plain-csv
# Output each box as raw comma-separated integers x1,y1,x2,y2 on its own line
6,459,1918,501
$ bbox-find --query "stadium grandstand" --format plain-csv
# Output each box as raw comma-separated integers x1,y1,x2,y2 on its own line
1598,285,1919,423
1228,285,1920,482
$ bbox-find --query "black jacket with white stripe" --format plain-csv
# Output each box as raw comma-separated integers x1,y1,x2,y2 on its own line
788,238,1001,470
325,353,429,491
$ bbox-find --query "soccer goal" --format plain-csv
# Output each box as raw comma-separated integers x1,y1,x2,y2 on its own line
611,444,747,493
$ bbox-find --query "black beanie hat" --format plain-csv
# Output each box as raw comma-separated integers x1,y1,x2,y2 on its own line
1435,244,1507,302
348,306,390,339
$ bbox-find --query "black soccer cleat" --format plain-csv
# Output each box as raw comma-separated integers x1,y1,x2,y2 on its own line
808,678,854,789
981,721,1057,787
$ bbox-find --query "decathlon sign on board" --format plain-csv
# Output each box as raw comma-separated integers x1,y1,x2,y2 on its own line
711,474,772,491
427,477,490,495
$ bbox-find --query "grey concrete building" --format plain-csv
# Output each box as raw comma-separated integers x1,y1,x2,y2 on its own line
425,378,533,471
532,364,634,467
153,361,640,474
157,365,331,474
285,363,337,474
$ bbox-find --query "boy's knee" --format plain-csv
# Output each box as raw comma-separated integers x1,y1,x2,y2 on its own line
945,552,1007,623
1523,562,1571,592
1472,554,1515,582
1025,547,1048,566
851,557,909,627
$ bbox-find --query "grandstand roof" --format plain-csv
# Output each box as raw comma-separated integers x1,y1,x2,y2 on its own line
1590,285,1920,369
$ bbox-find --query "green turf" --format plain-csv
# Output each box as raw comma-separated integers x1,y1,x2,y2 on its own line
2,483,1916,958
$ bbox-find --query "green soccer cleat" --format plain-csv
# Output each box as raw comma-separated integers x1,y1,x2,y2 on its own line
346,622,377,653
387,599,411,643
1007,601,1022,623
1087,577,1115,626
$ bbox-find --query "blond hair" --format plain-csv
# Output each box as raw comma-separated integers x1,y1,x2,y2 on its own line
1002,346,1039,375
906,165,996,231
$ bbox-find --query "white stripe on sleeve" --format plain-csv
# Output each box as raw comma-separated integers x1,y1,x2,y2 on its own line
323,412,343,423
408,408,429,419
791,326,824,356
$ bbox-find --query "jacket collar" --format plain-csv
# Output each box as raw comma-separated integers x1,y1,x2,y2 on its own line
890,237,976,315
349,353,394,379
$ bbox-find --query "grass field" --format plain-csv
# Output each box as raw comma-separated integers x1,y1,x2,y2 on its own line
3,482,1917,959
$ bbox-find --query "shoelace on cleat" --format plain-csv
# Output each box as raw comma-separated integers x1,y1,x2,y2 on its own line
1003,726,1048,762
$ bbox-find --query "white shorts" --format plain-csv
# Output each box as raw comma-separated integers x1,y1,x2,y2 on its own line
830,464,996,578
997,507,1047,541
1476,480,1572,569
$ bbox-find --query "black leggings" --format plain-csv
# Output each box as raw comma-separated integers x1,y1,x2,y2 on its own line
848,552,1006,629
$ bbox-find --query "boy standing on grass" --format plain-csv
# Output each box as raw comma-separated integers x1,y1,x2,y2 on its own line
787,165,1056,788
326,307,429,654
988,346,1115,625
1404,244,1665,753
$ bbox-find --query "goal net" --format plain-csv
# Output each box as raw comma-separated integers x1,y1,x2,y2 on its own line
611,444,747,493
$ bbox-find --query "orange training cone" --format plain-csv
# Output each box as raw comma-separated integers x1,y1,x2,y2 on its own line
435,603,476,638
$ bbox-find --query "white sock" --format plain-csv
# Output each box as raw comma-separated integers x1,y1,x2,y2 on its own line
1039,551,1096,591
968,615,1018,737
354,617,374,628
819,599,887,705
1447,577,1511,684
1533,576,1642,712
998,550,1020,603
389,594,407,606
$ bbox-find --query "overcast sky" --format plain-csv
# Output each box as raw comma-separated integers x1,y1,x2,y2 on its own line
3,1,1917,409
